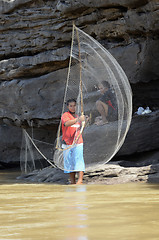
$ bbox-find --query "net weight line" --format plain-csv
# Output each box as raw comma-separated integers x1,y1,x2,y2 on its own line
23,129,57,169
21,24,86,173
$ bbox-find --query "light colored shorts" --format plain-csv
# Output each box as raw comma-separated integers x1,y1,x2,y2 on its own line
62,143,85,173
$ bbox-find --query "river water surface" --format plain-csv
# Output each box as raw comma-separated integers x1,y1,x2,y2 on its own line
0,170,159,240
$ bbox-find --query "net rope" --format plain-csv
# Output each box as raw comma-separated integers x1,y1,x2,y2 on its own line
53,24,132,171
20,24,132,173
55,24,85,151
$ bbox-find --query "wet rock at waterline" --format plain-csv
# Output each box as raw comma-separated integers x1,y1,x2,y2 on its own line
17,167,69,184
18,152,159,184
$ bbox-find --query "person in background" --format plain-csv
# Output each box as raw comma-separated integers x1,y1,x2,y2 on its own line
95,81,117,125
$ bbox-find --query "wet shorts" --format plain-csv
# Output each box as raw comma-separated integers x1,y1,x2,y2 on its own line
62,143,85,173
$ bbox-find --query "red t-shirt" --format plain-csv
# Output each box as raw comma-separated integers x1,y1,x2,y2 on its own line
61,111,83,145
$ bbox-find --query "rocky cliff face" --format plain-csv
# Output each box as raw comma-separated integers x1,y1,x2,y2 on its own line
0,0,159,167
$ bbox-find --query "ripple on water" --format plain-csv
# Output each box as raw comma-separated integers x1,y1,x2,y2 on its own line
0,171,159,240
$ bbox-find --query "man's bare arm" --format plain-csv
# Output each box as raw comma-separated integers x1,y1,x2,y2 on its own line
64,115,85,127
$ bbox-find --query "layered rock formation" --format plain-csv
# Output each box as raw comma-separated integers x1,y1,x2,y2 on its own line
0,0,159,168
18,159,159,185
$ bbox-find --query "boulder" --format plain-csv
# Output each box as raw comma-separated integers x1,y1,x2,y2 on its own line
17,150,159,184
0,111,158,167
118,110,159,155
0,0,158,170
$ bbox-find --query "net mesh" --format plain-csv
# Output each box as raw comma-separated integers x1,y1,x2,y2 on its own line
53,24,132,171
20,24,132,173
20,129,55,173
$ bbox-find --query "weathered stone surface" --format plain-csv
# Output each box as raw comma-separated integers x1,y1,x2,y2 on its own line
132,80,159,112
118,110,159,155
17,150,159,184
17,167,69,184
0,0,158,126
0,123,57,167
82,110,159,166
0,48,69,81
1,111,158,167
0,0,159,169
118,149,159,167
55,0,148,14
0,124,22,167
0,0,159,125
0,70,67,125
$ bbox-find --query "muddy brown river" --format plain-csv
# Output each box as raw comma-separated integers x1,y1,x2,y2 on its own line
0,170,159,240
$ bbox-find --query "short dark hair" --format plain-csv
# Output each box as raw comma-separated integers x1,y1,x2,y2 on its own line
66,99,76,106
101,81,110,89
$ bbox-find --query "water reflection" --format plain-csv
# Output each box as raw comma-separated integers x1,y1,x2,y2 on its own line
64,185,88,240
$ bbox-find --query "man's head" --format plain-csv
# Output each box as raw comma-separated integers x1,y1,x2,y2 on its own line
98,81,110,94
66,99,76,113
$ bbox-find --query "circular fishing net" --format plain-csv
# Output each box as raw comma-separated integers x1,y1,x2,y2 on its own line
20,24,132,173
53,24,132,171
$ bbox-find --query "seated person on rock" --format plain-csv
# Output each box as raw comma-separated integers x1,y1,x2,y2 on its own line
95,81,117,125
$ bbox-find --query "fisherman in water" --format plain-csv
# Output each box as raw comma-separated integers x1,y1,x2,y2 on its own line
61,99,85,184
